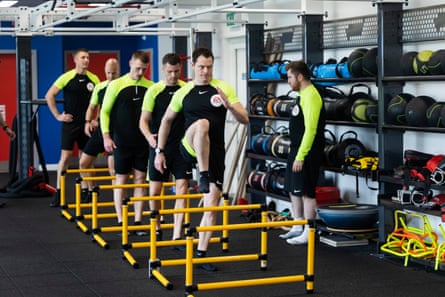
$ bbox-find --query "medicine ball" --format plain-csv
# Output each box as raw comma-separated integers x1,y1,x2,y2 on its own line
439,105,445,129
405,95,436,127
365,100,378,123
348,48,368,77
427,49,445,75
386,93,414,124
362,47,378,77
426,102,445,127
400,51,418,75
413,50,434,75
351,98,375,122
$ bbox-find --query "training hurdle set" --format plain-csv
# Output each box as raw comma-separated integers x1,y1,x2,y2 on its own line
121,194,258,268
135,199,316,295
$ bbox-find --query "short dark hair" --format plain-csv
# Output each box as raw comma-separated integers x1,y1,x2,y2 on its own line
192,48,214,63
162,53,181,65
285,60,311,80
73,48,88,58
132,50,149,64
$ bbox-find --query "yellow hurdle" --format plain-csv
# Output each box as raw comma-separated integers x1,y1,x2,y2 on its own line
145,202,264,289
183,213,316,296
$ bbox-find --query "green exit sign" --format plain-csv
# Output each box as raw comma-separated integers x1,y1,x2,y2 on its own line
226,12,235,27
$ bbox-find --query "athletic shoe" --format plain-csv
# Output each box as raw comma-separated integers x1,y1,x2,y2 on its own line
286,233,308,245
197,262,218,272
279,225,304,239
49,191,60,208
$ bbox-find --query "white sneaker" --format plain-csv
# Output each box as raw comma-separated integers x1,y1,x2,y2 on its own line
279,225,303,239
286,233,308,245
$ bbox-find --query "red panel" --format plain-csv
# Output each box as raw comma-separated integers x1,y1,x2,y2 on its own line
0,53,17,162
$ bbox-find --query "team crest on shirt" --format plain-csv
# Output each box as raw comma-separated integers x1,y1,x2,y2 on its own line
291,104,300,117
210,94,223,107
87,82,95,92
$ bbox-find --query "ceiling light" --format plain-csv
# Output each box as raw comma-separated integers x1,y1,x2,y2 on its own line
0,1,18,7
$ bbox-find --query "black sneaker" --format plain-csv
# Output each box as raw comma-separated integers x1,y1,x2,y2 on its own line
197,262,217,272
198,176,210,193
49,191,60,208
195,251,217,272
81,189,91,203
133,221,148,236
170,238,185,252
155,230,163,241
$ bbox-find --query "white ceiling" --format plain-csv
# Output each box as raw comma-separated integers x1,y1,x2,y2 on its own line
0,0,274,35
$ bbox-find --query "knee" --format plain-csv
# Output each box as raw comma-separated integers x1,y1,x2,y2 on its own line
195,119,210,133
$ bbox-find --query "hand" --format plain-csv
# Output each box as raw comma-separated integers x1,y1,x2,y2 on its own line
5,127,16,140
103,135,117,153
216,87,231,110
84,120,98,137
148,133,157,149
154,153,167,174
57,112,73,123
292,160,304,172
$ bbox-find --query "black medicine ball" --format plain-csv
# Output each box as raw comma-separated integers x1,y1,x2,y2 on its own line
413,50,434,75
427,49,445,75
351,98,375,122
362,47,378,77
387,93,414,125
365,100,378,123
400,51,418,75
405,95,436,127
439,105,445,128
426,102,445,127
348,48,368,77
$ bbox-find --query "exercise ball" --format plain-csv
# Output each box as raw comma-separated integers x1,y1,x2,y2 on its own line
426,102,445,127
400,51,418,75
351,98,374,122
362,47,378,77
365,100,378,123
387,93,414,125
405,95,436,127
348,48,368,77
427,49,445,75
413,50,433,75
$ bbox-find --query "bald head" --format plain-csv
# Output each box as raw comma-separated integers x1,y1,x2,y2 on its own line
104,58,120,81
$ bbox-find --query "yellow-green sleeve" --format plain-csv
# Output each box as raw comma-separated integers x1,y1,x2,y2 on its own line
295,85,323,161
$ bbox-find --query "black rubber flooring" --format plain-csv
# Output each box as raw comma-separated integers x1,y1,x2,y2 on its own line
1,171,445,297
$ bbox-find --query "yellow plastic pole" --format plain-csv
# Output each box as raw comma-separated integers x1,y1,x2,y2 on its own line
185,231,195,296
260,211,268,270
306,222,316,293
221,197,229,252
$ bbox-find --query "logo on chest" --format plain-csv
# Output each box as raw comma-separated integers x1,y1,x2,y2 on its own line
210,94,223,108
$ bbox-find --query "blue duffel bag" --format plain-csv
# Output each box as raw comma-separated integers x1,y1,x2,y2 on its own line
250,62,281,80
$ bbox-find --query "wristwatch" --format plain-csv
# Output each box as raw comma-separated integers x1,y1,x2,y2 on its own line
155,147,164,154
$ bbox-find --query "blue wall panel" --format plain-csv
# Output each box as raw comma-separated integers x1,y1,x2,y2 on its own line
1,32,158,165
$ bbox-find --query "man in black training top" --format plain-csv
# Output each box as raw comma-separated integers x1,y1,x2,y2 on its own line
279,60,325,245
155,48,249,271
45,48,100,207
101,51,154,232
140,53,192,243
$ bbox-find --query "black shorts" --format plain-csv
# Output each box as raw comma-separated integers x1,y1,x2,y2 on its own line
147,146,193,182
83,127,105,157
61,123,89,151
284,145,323,198
113,145,149,174
180,141,225,190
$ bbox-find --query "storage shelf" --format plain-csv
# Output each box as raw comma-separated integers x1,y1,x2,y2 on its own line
382,75,445,82
379,198,441,217
246,186,288,201
382,124,445,133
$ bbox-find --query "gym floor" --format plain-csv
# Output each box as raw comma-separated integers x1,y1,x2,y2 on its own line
1,171,445,297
